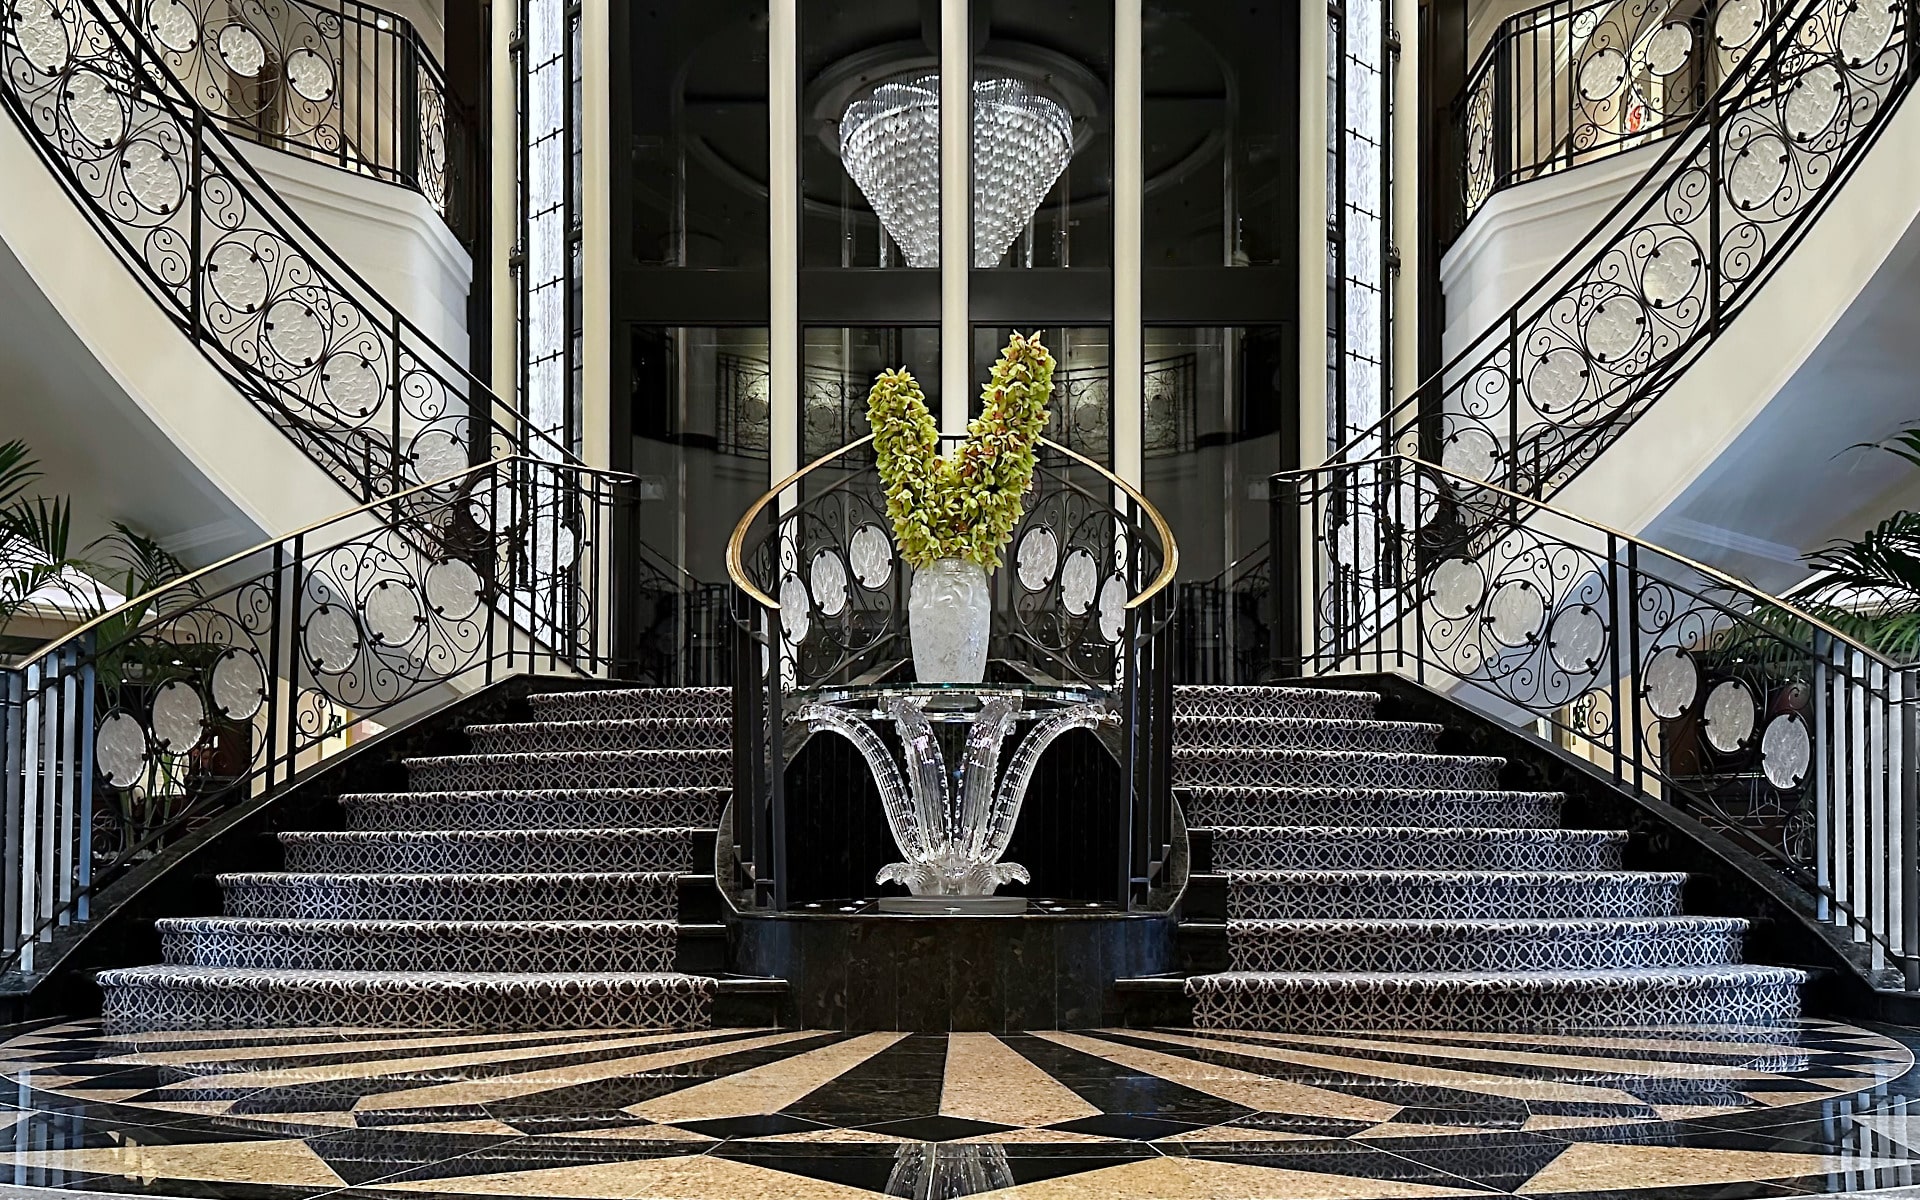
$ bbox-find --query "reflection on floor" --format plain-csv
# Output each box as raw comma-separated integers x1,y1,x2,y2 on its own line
0,1019,1917,1197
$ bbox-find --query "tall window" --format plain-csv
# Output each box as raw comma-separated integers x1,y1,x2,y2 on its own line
519,0,579,456
1328,0,1393,457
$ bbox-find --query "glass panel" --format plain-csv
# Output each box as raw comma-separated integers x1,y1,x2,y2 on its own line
800,0,936,269
1143,3,1293,267
970,327,1110,467
627,3,770,268
626,327,771,682
801,327,942,469
972,0,1112,269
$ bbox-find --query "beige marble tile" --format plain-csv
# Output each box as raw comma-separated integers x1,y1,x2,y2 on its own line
167,1028,729,1090
1355,1123,1510,1139
1516,1141,1912,1194
1653,1104,1752,1120
1742,1089,1843,1107
968,1154,1490,1198
389,1119,529,1136
9,1137,345,1188
1159,1125,1316,1144
124,1099,237,1116
756,1127,915,1144
626,1031,905,1122
1521,1115,1653,1131
1319,1029,1820,1059
359,1029,823,1112
371,1150,883,1198
941,1034,1100,1126
549,1123,718,1143
953,1128,1128,1145
116,1026,658,1068
1033,1032,1399,1122
1111,1029,1642,1106
1230,1030,1780,1081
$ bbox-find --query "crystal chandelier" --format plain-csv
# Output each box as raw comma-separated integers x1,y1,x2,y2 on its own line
838,72,1074,269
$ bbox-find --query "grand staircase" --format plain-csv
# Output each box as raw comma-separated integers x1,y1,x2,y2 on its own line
95,687,777,1032
1173,684,1808,1031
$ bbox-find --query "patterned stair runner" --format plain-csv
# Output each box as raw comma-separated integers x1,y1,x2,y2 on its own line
1175,684,1806,1032
97,687,743,1033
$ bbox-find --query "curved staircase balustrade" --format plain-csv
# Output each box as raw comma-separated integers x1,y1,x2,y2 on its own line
721,436,1182,908
1283,452,1920,988
1344,0,1914,505
0,455,638,972
1456,0,1787,229
0,0,543,505
135,0,473,236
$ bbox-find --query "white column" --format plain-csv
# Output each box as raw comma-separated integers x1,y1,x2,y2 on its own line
940,0,970,434
1111,0,1142,486
580,0,610,469
1299,11,1330,467
489,0,517,400
769,0,800,485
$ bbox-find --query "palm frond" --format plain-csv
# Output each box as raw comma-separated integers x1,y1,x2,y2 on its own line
0,439,41,512
1801,510,1920,609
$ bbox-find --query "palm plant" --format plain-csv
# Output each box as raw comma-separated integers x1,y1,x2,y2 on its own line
1789,426,1920,661
0,438,91,637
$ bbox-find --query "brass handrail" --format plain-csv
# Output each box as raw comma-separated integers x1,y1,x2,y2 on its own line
726,435,1180,613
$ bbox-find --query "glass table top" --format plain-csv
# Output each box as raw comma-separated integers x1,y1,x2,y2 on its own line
798,682,1108,721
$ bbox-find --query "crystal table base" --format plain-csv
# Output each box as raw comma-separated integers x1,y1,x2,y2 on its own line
798,694,1107,898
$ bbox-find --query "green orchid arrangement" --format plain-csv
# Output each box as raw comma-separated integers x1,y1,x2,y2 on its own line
868,331,1055,571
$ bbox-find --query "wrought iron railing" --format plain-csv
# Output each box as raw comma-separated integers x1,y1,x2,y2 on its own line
1282,452,1919,987
1350,0,1914,503
1456,0,1785,227
128,0,471,238
1176,547,1272,685
723,436,1181,909
0,0,530,505
0,456,655,971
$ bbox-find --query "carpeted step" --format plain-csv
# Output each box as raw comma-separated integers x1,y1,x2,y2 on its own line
1224,869,1688,920
1174,716,1443,754
155,917,680,973
1206,826,1628,872
95,965,716,1033
1173,685,1380,721
465,717,731,754
338,787,729,831
217,871,680,921
1182,786,1564,829
404,749,729,791
1221,916,1748,973
529,687,730,721
1174,749,1504,790
277,829,696,875
1184,964,1807,1032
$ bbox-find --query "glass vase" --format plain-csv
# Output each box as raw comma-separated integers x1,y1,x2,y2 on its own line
908,558,990,683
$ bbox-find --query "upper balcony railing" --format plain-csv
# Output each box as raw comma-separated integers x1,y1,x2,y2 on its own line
137,0,475,242
1455,0,1785,229
0,0,543,504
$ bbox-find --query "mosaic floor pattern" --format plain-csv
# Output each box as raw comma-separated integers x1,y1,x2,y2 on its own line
0,1019,1918,1197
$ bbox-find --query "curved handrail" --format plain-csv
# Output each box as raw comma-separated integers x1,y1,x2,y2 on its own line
1285,450,1919,983
726,435,1180,613
1335,0,1916,503
1297,452,1909,673
0,453,650,970
0,0,573,504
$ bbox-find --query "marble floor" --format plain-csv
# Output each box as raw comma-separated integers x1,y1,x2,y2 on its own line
0,1019,1917,1198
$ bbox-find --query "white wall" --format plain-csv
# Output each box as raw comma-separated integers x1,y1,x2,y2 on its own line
242,143,473,365
0,105,362,557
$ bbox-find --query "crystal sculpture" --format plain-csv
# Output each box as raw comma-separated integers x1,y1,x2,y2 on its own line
798,694,1107,896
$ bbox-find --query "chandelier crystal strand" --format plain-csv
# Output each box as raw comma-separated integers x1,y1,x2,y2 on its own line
839,72,1074,268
